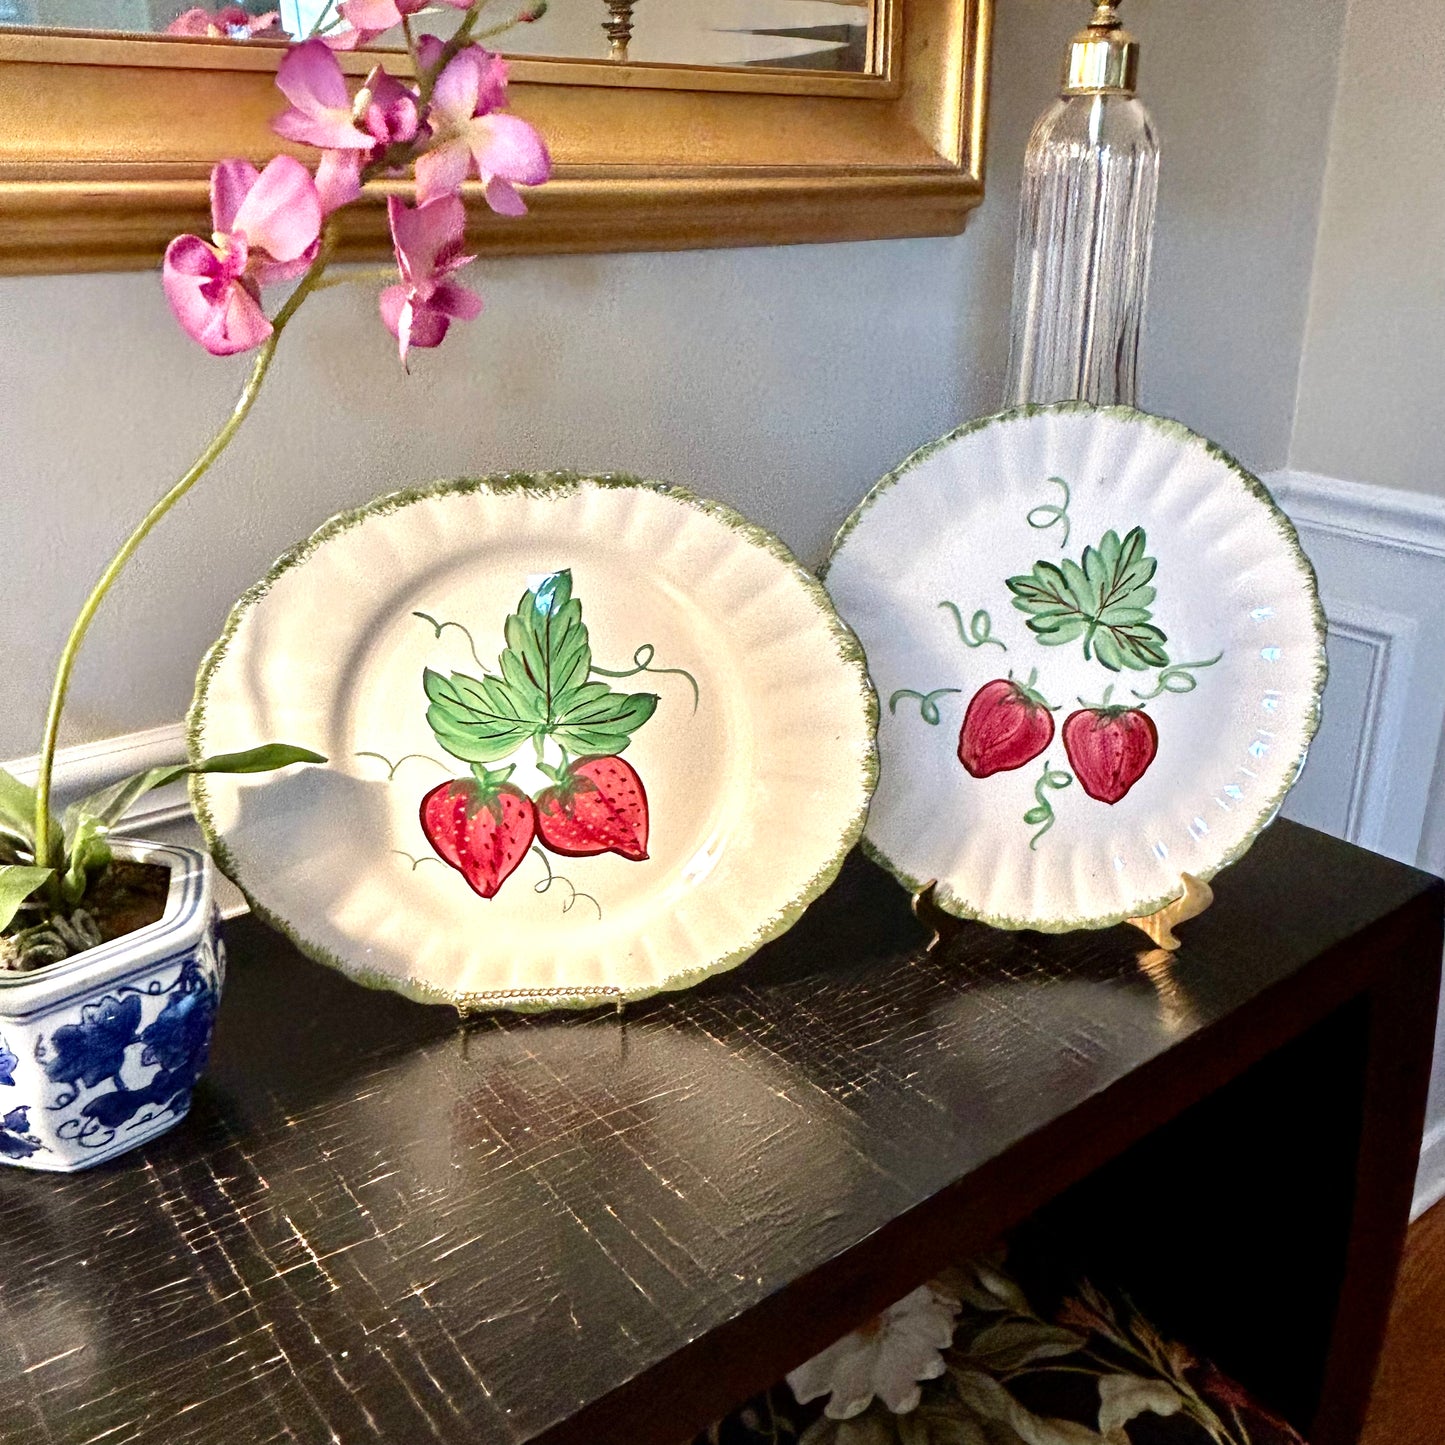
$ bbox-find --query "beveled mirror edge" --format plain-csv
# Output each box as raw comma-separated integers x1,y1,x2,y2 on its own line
0,0,990,274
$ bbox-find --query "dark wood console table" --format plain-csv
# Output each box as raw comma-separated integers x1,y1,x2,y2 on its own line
0,819,1438,1445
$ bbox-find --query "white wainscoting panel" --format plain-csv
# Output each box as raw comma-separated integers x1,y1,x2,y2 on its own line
1267,468,1445,1219
1269,470,1445,866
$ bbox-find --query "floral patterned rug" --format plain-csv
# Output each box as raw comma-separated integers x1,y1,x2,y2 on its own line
688,1251,1308,1445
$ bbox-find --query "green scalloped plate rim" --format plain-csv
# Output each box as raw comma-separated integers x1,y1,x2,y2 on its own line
188,471,879,1012
820,401,1329,933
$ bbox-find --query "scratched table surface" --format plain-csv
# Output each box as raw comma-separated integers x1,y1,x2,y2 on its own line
0,820,1438,1445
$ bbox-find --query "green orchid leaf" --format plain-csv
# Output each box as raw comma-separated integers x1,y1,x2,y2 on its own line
425,668,538,763
0,866,53,935
1007,526,1169,672
0,767,53,854
550,687,658,758
60,815,112,907
68,743,327,832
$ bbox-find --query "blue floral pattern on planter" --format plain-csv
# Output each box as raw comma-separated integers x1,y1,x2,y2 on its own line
0,1106,43,1159
32,938,223,1156
44,995,144,1092
0,1035,16,1087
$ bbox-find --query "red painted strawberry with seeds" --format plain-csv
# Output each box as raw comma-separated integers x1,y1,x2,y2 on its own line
1062,691,1159,804
535,755,649,861
958,672,1057,779
420,767,536,898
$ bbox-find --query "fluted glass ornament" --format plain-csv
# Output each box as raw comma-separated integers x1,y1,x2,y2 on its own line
1005,2,1159,408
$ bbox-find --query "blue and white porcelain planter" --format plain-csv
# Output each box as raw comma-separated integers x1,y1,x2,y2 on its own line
0,841,223,1172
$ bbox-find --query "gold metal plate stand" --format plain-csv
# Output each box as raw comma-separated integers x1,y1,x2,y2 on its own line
911,872,1214,953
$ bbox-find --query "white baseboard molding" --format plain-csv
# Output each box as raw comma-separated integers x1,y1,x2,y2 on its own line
4,722,247,918
1414,1118,1445,1220
6,721,191,837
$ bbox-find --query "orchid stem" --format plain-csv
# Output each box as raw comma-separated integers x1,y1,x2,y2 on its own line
30,231,337,894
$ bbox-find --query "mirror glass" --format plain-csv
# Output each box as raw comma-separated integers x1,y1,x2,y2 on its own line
2,0,876,72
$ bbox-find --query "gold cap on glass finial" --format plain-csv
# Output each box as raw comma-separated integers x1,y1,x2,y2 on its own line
1063,1,1139,95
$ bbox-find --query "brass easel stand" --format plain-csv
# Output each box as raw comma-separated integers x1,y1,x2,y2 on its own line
911,872,1214,954
1126,872,1213,951
911,880,969,951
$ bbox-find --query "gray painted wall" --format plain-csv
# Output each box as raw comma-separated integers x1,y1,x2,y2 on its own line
1290,0,1445,497
0,0,1343,758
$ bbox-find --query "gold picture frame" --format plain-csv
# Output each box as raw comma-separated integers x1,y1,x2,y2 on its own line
0,0,991,274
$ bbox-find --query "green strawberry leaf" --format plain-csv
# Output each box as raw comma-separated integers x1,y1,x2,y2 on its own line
1007,526,1169,672
551,685,658,757
424,668,539,764
1092,622,1169,672
426,571,662,763
502,570,592,717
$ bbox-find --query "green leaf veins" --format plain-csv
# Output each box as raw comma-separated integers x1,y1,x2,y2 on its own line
1006,526,1169,672
424,570,659,764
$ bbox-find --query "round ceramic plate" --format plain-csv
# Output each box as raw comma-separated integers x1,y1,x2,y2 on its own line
190,474,877,1009
822,404,1326,932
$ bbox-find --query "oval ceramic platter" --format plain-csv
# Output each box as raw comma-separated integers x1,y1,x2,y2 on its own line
190,474,877,1010
821,404,1327,932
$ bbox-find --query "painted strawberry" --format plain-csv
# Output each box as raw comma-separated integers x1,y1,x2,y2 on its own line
1062,697,1159,804
535,755,649,861
420,769,536,899
958,672,1056,779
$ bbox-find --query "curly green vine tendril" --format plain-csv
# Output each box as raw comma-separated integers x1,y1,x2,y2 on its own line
1131,652,1224,701
590,644,700,714
1023,760,1073,850
531,847,603,919
413,611,489,674
1026,476,1072,549
889,687,962,725
356,751,453,782
939,601,1007,652
391,849,446,872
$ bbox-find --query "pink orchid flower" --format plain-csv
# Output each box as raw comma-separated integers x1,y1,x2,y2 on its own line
414,46,550,211
326,0,466,49
414,32,445,70
379,194,482,366
320,24,375,51
272,39,374,151
163,156,322,356
313,65,425,214
166,6,280,37
338,0,467,32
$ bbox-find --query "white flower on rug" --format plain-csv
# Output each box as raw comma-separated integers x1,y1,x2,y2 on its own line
787,1283,961,1419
